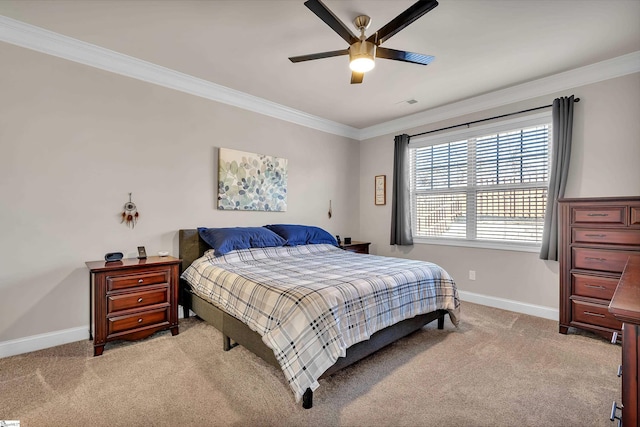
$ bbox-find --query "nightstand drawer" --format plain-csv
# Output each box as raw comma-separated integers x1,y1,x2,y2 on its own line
108,308,169,335
340,241,370,254
107,286,169,314
572,300,622,330
107,270,169,291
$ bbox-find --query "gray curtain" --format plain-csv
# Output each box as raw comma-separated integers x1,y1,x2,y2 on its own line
540,95,575,261
390,134,414,245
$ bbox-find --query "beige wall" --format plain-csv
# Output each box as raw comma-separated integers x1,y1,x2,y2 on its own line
0,42,360,342
1,36,638,348
359,72,640,315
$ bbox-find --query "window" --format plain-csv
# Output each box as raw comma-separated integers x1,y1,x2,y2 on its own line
409,113,551,250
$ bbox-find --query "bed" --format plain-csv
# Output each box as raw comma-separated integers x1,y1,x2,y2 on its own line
178,226,459,409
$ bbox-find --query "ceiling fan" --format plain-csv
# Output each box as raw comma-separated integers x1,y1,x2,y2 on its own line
288,0,438,84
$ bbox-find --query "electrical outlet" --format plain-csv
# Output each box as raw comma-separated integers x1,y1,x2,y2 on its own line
469,270,476,281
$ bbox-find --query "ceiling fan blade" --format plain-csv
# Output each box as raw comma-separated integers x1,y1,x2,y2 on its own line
350,71,364,84
289,49,349,63
368,0,439,46
304,0,359,45
376,47,435,65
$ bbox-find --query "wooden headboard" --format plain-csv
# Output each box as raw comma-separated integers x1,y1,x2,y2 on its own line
178,229,209,273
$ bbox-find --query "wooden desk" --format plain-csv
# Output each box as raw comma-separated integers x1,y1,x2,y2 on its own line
609,255,640,426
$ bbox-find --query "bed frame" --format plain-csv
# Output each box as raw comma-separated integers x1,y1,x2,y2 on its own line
178,229,448,409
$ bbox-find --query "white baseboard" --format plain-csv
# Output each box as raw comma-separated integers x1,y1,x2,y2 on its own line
0,305,194,359
1,297,556,358
0,326,89,359
458,290,559,321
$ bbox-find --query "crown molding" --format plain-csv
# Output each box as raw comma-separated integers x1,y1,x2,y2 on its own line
1,15,638,142
359,51,640,140
0,15,360,140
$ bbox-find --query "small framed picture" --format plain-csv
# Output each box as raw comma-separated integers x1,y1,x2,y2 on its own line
375,175,386,205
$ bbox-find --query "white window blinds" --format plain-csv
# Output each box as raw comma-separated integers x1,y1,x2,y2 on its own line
409,114,551,247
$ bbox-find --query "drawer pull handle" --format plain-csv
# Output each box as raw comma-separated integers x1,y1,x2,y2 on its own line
584,311,605,318
585,257,606,262
137,318,143,323
584,233,606,237
137,298,143,303
617,365,622,377
584,284,606,290
587,213,609,217
610,401,623,426
138,279,144,283
611,331,619,344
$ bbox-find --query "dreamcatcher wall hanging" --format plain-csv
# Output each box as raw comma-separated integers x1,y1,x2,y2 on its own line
121,193,140,228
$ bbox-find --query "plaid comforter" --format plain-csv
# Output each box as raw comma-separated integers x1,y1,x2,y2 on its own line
181,244,459,402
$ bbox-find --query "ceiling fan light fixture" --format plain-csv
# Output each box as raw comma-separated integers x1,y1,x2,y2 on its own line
289,0,438,83
349,41,376,73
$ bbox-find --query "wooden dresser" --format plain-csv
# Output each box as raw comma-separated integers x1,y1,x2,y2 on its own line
609,255,640,427
86,256,181,356
559,197,640,340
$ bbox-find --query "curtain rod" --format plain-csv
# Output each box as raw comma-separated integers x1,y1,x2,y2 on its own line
409,97,580,139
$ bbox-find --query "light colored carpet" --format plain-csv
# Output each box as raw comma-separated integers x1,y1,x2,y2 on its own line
0,302,620,426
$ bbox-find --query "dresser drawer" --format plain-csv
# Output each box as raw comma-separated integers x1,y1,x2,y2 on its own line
572,300,622,330
107,270,169,291
108,308,169,335
107,286,169,314
573,229,640,246
572,273,619,300
632,207,640,225
572,206,626,225
572,248,636,273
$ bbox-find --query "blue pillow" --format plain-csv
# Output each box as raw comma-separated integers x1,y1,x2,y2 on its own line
197,227,286,256
264,224,338,246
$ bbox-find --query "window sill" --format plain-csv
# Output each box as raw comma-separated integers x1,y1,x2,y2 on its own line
412,237,542,253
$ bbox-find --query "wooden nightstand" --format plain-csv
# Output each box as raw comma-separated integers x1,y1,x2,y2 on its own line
86,256,181,356
339,241,370,254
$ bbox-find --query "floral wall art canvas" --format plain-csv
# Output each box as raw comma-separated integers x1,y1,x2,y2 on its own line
217,148,288,211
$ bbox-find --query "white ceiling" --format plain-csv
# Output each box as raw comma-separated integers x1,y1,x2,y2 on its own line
1,0,639,130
